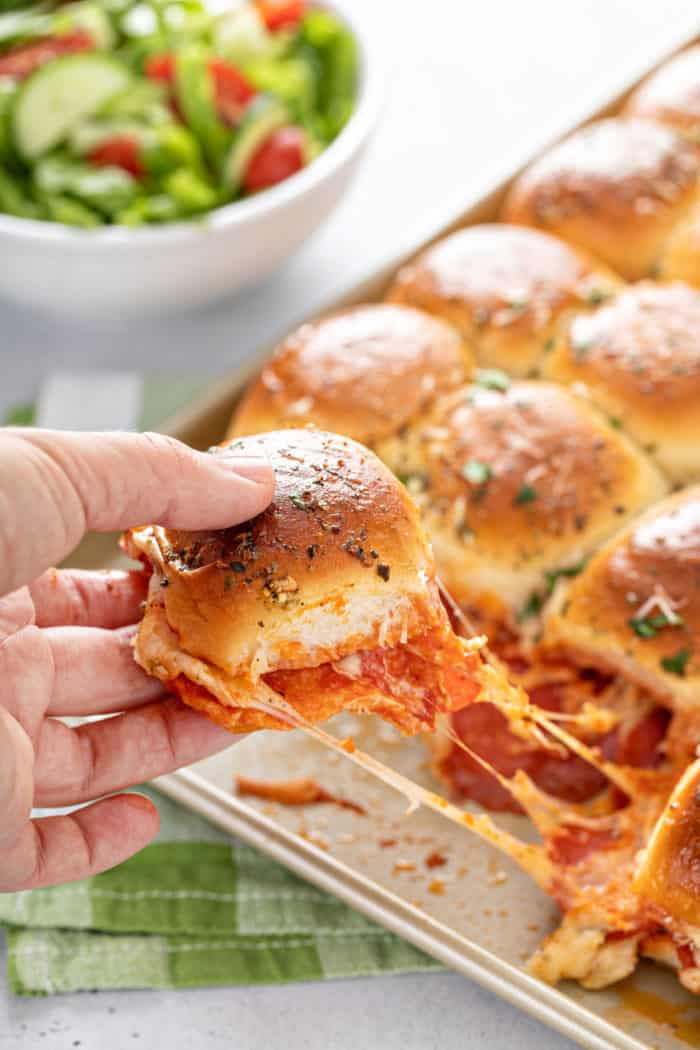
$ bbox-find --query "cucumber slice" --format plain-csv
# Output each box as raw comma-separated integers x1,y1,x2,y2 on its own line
101,78,169,123
215,4,270,66
13,53,131,160
223,94,288,190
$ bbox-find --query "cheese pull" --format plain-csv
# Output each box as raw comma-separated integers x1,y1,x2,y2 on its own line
634,758,700,925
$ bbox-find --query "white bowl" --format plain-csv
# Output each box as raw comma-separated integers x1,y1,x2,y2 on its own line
0,0,381,318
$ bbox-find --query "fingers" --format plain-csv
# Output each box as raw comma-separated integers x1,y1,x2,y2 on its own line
43,625,165,716
34,696,236,807
0,794,159,892
29,568,148,629
0,429,275,595
0,707,34,847
0,624,163,728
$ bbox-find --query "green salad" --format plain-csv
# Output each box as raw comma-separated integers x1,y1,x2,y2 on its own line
0,0,358,226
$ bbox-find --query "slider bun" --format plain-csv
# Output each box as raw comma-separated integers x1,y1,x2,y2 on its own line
546,486,700,707
624,46,700,138
655,202,700,286
128,429,441,680
378,380,668,622
386,224,621,377
229,304,471,445
502,119,700,280
634,758,700,926
543,282,700,484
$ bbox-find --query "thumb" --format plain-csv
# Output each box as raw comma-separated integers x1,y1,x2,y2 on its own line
0,429,275,595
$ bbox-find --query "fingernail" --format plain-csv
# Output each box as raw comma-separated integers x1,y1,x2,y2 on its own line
214,454,273,485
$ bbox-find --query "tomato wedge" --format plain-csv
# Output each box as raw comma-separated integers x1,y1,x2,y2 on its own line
243,125,306,193
144,52,176,83
256,0,306,31
145,52,255,127
0,30,93,80
88,136,144,179
209,58,255,125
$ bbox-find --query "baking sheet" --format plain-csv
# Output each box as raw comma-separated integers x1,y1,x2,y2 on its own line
75,24,700,1049
156,718,700,1050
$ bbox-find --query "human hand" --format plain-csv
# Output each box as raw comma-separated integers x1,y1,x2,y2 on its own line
0,428,274,891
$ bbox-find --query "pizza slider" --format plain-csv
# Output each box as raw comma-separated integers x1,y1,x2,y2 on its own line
125,428,508,736
386,224,621,377
502,118,700,280
634,757,700,928
546,486,700,707
543,281,700,484
229,304,471,447
377,379,668,626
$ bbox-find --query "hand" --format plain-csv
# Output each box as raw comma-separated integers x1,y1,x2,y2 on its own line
0,428,274,892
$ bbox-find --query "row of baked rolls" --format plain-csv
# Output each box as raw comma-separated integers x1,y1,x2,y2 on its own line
230,299,669,625
502,46,700,286
386,223,622,377
386,229,700,488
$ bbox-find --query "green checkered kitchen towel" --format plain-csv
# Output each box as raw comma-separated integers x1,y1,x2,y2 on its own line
1,377,442,996
0,787,441,996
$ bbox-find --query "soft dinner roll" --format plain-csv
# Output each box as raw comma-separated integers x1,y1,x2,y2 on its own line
543,281,700,484
502,118,700,280
634,758,700,927
126,429,504,736
546,486,700,708
377,380,668,624
655,203,700,287
625,46,700,138
386,224,621,377
229,304,471,445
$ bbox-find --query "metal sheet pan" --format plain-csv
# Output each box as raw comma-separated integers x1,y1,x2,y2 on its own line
81,25,700,1049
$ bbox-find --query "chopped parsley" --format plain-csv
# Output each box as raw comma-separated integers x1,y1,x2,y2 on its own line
584,287,609,306
517,591,543,623
630,610,685,639
462,460,492,485
475,368,510,392
514,484,537,506
609,416,622,430
230,561,245,573
3,401,35,426
572,337,593,361
544,560,586,595
661,648,691,677
290,494,313,512
376,563,391,581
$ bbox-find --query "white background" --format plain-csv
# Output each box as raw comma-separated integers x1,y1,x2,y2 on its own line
2,1,699,1046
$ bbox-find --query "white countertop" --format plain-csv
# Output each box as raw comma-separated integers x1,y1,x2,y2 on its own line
2,1,699,1046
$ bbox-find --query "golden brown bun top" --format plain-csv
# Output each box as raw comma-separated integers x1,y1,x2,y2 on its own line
547,281,700,415
625,46,700,136
551,486,700,702
605,488,700,635
381,380,664,566
229,304,470,446
386,224,620,375
634,759,700,926
502,119,700,279
128,429,440,677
